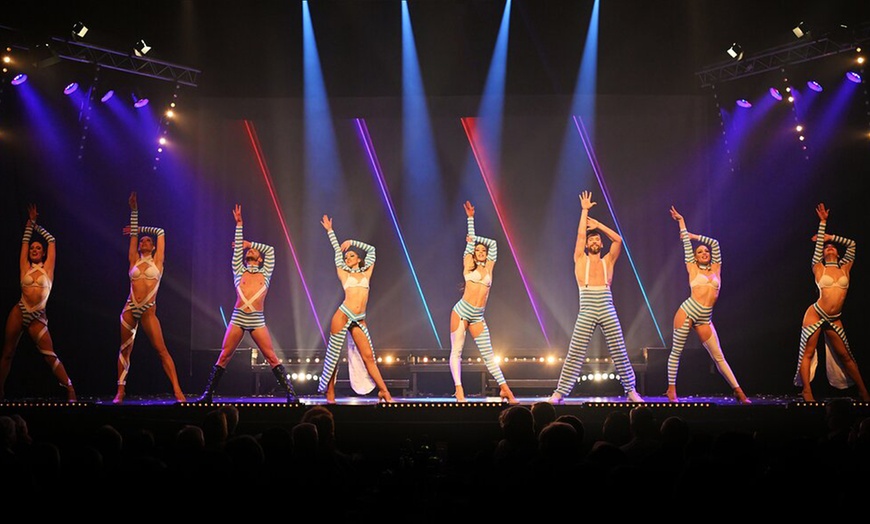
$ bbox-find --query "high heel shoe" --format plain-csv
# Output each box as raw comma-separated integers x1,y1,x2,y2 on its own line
666,385,679,403
627,390,645,403
112,385,125,405
65,384,77,403
548,392,564,404
378,390,394,403
733,387,752,405
454,385,466,403
500,384,519,405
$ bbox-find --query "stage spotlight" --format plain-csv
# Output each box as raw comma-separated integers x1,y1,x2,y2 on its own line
792,21,809,38
100,89,114,102
132,92,149,108
63,82,79,95
807,80,823,92
133,39,151,57
769,87,783,100
11,73,27,85
32,42,61,69
736,99,752,108
846,71,862,84
71,22,88,40
726,43,744,61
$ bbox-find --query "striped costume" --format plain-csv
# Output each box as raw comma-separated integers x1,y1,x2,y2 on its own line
229,224,275,331
553,257,637,396
793,221,857,389
666,231,740,389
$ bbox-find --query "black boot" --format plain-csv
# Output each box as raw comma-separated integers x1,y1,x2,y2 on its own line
194,365,225,403
272,364,298,403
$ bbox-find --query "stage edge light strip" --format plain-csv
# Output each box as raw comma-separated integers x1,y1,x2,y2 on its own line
243,119,327,347
354,118,443,348
571,115,666,347
460,117,551,348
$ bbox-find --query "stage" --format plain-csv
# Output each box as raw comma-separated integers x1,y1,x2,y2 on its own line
3,392,866,449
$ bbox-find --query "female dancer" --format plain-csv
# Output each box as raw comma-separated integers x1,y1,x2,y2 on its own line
318,215,393,404
193,204,297,403
449,201,517,403
794,203,870,402
114,192,185,404
666,206,749,404
0,204,75,402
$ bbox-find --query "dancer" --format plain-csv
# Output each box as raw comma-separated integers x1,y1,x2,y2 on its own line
0,204,75,402
665,206,750,404
113,191,185,404
318,215,393,404
448,201,517,403
194,204,298,404
793,203,869,402
549,191,644,404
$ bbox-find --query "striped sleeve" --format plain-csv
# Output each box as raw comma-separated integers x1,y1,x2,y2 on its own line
251,241,275,286
232,225,245,274
351,239,376,268
474,235,497,262
329,230,352,271
680,229,693,263
812,221,826,266
698,234,721,265
464,216,476,256
832,234,856,265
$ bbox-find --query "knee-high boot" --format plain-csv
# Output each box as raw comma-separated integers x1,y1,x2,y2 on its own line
272,364,299,403
194,364,225,403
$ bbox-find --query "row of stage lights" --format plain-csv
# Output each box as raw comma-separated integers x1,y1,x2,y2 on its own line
2,18,183,167
2,20,160,110
732,49,865,109
265,353,624,386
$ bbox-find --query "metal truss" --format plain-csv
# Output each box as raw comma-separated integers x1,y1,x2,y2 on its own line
49,37,201,87
695,24,870,88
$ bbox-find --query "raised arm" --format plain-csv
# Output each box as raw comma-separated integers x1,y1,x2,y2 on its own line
20,205,34,270
463,201,476,257
811,203,828,267
28,205,56,274
671,205,695,266
574,191,595,262
322,215,353,272
128,192,140,266
232,204,245,275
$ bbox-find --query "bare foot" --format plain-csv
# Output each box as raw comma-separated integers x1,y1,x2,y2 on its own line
454,385,466,402
666,385,679,403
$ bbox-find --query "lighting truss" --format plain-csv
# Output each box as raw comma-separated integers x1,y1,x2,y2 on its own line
47,36,200,87
695,24,870,88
